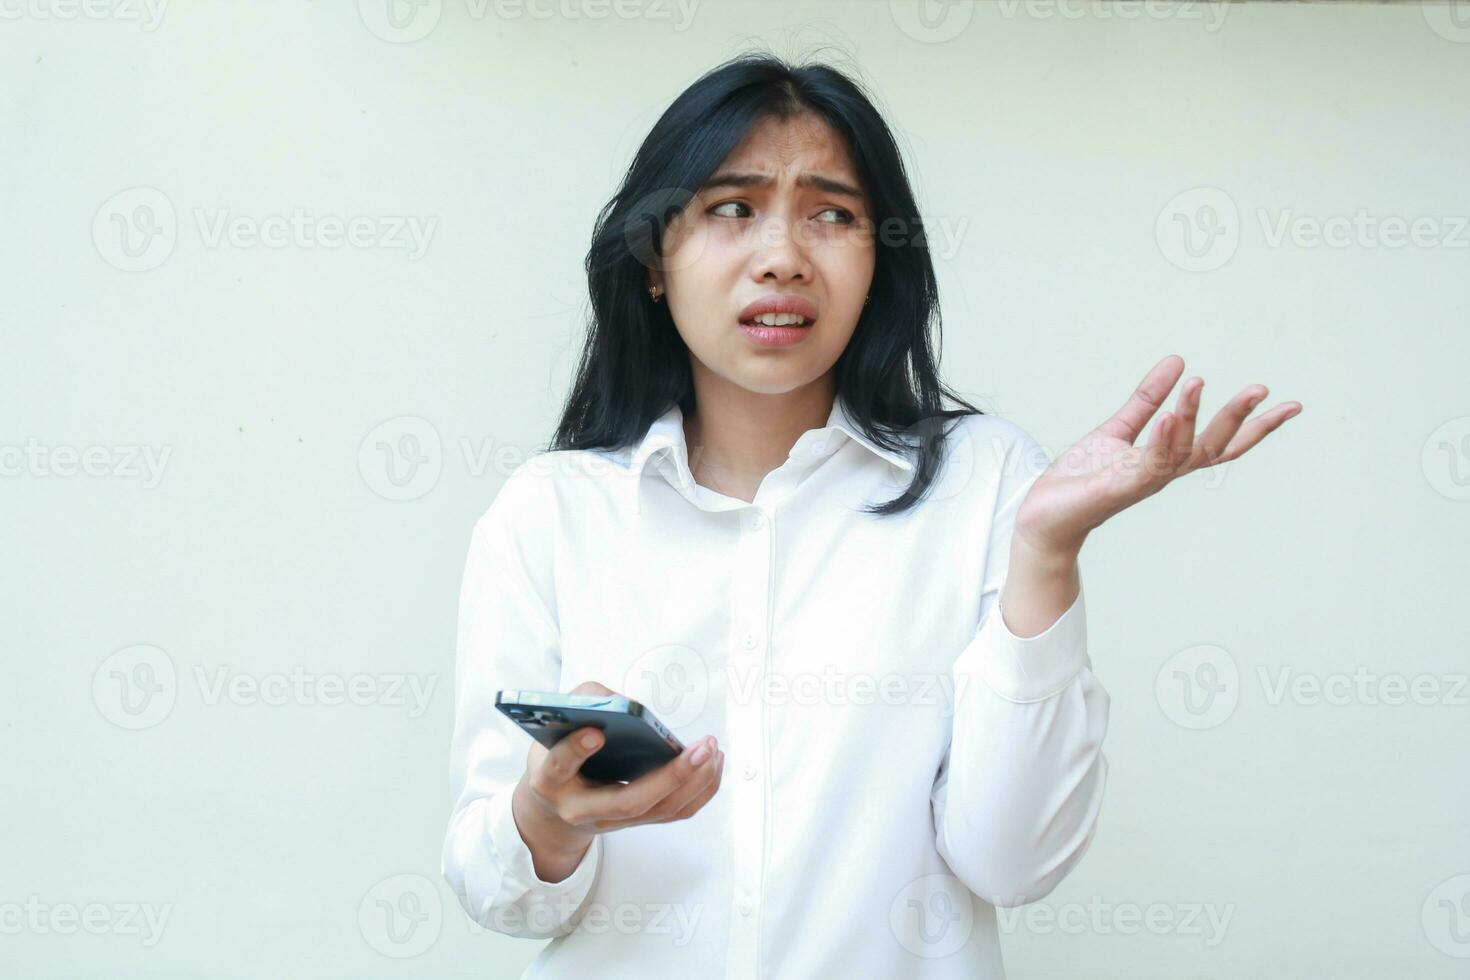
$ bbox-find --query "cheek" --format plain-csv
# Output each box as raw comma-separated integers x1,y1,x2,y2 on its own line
662,223,712,276
666,292,733,363
815,237,874,285
813,319,860,360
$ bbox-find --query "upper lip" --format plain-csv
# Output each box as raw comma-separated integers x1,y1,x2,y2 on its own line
738,294,818,324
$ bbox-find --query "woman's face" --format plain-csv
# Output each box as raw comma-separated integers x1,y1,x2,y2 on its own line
651,113,876,397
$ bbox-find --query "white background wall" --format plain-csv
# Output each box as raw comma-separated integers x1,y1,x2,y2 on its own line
3,2,1468,977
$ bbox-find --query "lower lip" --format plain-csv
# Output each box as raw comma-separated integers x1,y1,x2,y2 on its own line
739,321,813,347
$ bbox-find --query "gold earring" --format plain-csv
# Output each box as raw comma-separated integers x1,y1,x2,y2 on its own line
648,285,662,303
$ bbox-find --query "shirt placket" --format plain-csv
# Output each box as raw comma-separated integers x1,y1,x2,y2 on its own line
724,502,772,980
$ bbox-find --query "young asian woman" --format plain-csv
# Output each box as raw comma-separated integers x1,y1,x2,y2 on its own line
441,52,1301,979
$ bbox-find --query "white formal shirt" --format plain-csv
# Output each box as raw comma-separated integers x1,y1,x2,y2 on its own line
441,392,1109,979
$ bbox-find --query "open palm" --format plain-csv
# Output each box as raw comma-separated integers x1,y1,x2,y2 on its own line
1014,354,1303,555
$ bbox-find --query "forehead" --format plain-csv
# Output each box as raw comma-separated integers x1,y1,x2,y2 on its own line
719,113,858,180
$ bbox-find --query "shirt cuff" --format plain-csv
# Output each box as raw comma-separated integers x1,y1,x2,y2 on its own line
967,586,1088,703
486,787,603,906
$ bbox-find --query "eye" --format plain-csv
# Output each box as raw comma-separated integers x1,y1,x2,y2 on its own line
709,200,752,219
709,201,856,224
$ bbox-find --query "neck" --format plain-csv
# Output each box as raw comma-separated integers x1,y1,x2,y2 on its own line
683,369,837,495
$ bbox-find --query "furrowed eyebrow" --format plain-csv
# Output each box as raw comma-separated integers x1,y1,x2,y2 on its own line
699,170,865,201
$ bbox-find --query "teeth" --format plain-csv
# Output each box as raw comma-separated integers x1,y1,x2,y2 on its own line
750,313,809,326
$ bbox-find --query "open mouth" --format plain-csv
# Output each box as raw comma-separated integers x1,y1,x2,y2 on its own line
735,294,819,346
738,315,815,347
739,313,813,329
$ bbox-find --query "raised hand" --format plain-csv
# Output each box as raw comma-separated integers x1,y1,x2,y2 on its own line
1013,354,1303,557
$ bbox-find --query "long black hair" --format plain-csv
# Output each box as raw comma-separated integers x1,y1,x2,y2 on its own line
550,50,984,516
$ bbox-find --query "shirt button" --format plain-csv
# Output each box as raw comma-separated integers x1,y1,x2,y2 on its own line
743,765,757,780
742,633,757,649
745,511,764,531
737,897,753,916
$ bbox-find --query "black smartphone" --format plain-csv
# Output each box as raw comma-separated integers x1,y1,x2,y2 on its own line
495,690,685,784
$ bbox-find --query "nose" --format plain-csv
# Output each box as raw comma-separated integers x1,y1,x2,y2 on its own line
749,214,812,284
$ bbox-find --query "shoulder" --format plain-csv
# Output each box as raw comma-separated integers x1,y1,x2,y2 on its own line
934,412,1052,499
473,448,625,533
946,412,1048,465
946,411,1029,444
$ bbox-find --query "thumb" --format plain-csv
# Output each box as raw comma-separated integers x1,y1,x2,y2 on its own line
542,724,605,785
538,682,617,784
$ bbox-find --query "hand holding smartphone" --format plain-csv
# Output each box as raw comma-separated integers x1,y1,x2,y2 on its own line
506,681,724,879
497,686,686,783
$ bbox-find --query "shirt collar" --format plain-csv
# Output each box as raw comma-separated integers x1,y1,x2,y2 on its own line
628,393,915,479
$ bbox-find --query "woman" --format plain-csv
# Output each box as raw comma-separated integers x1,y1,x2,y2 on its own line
442,53,1300,978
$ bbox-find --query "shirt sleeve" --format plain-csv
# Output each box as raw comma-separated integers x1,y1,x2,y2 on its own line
440,460,603,939
931,422,1111,909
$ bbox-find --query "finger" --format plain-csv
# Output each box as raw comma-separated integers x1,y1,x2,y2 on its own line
647,749,723,823
1168,377,1204,466
1098,354,1185,445
1215,401,1302,463
1195,385,1267,465
669,751,725,821
1140,409,1175,483
568,680,618,697
570,735,718,828
595,749,723,830
537,681,618,789
532,725,607,792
